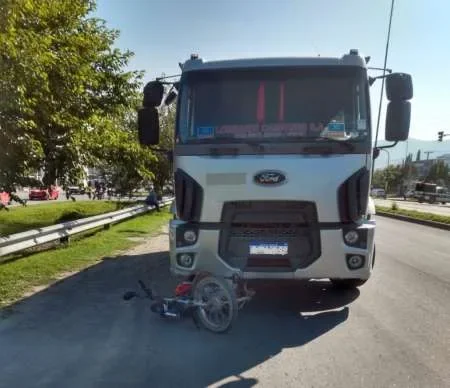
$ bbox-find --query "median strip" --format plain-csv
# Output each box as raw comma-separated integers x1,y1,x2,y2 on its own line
376,205,450,230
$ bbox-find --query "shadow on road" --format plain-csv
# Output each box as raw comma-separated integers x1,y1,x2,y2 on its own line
0,248,359,388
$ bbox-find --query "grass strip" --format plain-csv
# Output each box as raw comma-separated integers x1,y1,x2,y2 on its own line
0,201,137,236
376,205,450,225
0,209,171,307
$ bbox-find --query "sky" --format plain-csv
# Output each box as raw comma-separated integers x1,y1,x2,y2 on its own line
95,0,450,142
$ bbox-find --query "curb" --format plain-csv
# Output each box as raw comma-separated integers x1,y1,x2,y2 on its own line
376,211,450,231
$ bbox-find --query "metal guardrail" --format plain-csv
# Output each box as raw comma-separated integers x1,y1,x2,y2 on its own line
0,198,173,257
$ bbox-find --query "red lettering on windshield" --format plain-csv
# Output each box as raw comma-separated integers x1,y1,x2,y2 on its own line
279,82,285,122
256,82,265,124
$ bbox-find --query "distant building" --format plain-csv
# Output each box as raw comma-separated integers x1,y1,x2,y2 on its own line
436,153,450,168
411,159,435,179
411,155,450,181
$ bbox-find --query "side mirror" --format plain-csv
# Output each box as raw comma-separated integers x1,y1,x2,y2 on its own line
385,72,413,142
138,107,160,145
143,81,164,107
164,90,177,106
385,101,411,142
386,73,413,101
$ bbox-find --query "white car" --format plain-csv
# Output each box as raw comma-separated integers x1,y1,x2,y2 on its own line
371,188,386,198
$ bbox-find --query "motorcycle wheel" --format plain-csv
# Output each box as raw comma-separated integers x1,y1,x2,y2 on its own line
192,276,237,333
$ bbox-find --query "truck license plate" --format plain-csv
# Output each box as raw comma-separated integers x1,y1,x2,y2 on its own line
249,243,288,256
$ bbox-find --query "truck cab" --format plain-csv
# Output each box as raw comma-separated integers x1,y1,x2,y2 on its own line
138,50,412,288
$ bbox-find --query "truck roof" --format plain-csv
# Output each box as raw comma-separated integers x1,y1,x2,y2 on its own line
182,50,367,73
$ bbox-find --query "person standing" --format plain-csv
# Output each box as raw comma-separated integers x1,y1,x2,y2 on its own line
146,186,160,211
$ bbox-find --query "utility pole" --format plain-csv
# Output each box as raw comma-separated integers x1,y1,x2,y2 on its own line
380,149,391,193
371,0,395,181
380,148,391,167
424,151,435,160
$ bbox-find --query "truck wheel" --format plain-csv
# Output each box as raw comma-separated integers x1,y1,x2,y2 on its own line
331,278,367,289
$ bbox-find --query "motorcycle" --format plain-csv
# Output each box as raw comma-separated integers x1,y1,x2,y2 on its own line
123,273,254,333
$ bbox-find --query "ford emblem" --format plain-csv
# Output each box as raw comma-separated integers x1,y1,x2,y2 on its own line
253,170,287,186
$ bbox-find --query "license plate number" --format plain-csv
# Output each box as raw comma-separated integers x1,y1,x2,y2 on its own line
249,243,288,256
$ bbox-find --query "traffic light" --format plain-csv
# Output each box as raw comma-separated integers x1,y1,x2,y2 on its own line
438,131,444,142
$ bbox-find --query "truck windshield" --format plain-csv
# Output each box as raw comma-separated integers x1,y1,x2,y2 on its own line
178,66,369,144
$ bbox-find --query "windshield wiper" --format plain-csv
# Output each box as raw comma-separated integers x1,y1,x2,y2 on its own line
204,137,265,155
304,136,355,151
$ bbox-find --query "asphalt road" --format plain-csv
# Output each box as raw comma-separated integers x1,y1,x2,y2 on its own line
0,217,449,387
375,198,450,217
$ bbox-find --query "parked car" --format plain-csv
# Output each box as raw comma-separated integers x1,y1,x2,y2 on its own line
370,188,386,199
0,191,11,206
29,186,59,200
67,186,85,195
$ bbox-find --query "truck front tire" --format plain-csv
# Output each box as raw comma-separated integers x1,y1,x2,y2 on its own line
331,278,367,289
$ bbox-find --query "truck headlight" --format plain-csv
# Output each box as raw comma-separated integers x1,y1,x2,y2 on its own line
183,229,197,244
177,253,194,268
344,230,359,245
346,255,365,270
176,225,199,247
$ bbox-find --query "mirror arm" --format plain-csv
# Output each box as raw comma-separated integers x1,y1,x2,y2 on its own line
146,147,173,160
147,146,170,153
368,67,393,73
155,74,181,83
368,70,393,86
376,141,398,150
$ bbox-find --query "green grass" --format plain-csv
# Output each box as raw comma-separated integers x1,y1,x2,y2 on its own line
0,209,171,307
0,201,137,236
376,205,450,225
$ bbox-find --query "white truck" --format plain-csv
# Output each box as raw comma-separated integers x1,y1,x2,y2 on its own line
413,182,449,204
138,50,413,289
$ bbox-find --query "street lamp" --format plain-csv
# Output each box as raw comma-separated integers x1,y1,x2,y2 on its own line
380,149,390,194
380,148,390,167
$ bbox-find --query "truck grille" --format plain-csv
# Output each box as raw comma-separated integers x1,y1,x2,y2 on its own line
219,201,321,272
174,169,203,222
338,168,370,222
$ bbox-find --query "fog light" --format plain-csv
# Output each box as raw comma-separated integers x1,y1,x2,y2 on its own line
347,255,364,270
183,229,197,244
344,230,359,245
177,253,194,268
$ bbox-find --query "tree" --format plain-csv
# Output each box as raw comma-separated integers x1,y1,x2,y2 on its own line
0,0,144,191
371,169,385,189
149,107,175,194
91,97,158,196
426,160,449,185
416,149,421,161
372,160,416,194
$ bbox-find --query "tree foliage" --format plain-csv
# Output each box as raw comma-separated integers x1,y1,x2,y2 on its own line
372,153,417,193
0,0,152,192
426,160,449,185
149,107,175,194
92,96,158,196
